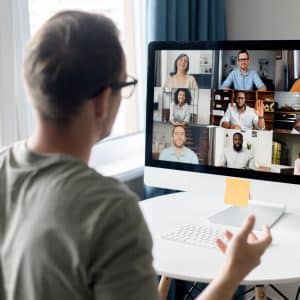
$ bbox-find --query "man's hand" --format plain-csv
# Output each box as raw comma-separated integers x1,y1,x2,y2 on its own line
215,215,272,283
195,216,272,300
254,100,264,118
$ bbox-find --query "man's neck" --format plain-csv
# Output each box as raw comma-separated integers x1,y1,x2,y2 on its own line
234,148,243,153
174,146,184,156
27,119,94,163
240,67,248,75
237,105,246,113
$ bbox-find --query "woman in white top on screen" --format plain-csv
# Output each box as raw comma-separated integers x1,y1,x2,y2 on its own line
170,88,192,126
164,53,198,89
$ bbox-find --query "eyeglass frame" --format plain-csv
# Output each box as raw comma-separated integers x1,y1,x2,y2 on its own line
89,75,138,99
238,58,249,62
110,76,138,98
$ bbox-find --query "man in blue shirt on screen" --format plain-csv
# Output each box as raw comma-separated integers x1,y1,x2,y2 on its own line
221,50,267,91
159,125,199,164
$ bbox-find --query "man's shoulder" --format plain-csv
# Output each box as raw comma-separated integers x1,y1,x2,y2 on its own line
229,68,240,76
245,105,255,114
248,68,259,75
0,145,10,155
0,141,24,168
56,163,138,207
1,141,137,206
183,146,195,154
183,146,198,159
223,147,234,155
160,146,174,156
0,141,19,157
241,147,252,155
226,103,237,112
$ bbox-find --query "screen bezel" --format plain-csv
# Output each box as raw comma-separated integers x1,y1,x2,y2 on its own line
145,40,300,185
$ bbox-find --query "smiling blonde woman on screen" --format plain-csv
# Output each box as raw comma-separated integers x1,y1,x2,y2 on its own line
164,53,198,89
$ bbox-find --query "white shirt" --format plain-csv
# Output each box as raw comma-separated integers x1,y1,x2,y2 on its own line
220,104,260,130
170,103,190,123
219,147,255,169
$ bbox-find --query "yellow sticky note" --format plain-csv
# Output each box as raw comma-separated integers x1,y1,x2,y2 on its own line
224,177,250,207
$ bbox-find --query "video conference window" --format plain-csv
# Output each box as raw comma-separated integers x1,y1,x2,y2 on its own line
151,49,300,176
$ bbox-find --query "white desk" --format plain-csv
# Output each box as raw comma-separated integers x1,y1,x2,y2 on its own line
140,192,300,286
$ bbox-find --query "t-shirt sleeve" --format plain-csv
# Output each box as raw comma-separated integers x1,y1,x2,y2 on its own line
90,192,159,300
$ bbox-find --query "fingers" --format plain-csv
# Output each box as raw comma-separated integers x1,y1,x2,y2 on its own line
215,238,227,253
225,230,233,241
257,99,263,106
216,218,272,257
247,231,258,243
262,225,272,247
216,229,233,253
238,215,255,241
252,224,272,250
255,100,264,110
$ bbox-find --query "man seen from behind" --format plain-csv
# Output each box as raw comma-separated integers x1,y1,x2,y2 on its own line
0,10,271,300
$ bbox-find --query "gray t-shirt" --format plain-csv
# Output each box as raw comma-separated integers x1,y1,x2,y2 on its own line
0,261,5,300
0,141,158,300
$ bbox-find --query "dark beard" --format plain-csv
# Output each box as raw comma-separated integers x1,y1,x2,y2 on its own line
237,103,245,110
234,144,242,152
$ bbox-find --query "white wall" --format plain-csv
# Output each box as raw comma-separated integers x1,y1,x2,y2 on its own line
226,0,300,40
226,1,300,298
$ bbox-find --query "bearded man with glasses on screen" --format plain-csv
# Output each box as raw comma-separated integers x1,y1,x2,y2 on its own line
220,91,265,130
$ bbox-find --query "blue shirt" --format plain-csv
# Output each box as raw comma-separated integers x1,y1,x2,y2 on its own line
221,68,265,90
159,146,199,164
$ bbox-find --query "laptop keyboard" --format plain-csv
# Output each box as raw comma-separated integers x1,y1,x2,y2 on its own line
161,222,224,248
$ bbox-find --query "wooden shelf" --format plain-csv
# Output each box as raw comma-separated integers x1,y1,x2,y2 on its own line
274,129,294,134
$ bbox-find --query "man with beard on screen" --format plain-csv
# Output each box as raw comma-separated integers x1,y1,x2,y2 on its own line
220,91,265,130
219,132,255,169
159,125,199,164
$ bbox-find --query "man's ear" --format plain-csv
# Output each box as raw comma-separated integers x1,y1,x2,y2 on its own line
93,87,112,121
